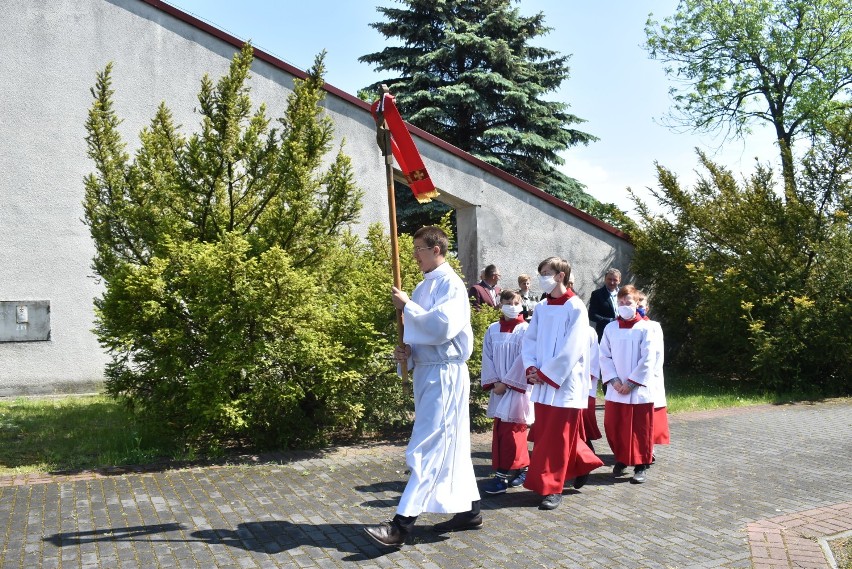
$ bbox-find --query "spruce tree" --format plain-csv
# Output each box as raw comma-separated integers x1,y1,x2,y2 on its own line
359,0,599,208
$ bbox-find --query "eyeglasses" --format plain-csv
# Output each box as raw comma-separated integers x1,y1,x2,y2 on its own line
413,246,433,254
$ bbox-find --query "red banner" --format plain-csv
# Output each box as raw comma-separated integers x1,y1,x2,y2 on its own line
372,93,439,204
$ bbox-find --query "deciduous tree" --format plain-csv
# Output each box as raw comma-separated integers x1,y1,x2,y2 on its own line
645,0,852,195
630,115,852,392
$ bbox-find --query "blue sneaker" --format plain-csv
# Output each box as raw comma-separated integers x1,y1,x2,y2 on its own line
483,475,508,494
508,469,527,488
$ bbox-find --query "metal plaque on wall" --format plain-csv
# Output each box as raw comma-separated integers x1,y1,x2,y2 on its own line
0,300,51,342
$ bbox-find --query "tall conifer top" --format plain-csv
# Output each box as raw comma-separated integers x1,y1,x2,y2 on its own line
359,0,598,208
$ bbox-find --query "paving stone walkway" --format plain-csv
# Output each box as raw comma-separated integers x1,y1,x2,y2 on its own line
0,399,849,568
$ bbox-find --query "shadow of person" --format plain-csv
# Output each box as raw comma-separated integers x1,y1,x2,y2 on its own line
45,519,448,562
352,480,406,493
473,463,493,478
44,523,185,546
352,479,405,509
359,498,401,508
191,520,448,561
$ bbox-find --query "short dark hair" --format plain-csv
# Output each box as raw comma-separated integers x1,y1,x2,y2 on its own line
499,289,520,303
483,264,499,278
413,226,449,255
537,256,572,286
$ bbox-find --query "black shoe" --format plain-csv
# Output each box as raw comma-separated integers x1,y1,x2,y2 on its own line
573,473,589,489
613,462,627,477
539,493,562,510
631,466,647,484
364,520,408,547
432,512,483,533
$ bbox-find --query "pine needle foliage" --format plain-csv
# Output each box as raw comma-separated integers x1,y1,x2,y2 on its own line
359,0,599,208
82,44,420,450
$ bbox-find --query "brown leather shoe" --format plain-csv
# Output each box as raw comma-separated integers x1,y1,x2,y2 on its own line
364,520,407,547
432,512,483,533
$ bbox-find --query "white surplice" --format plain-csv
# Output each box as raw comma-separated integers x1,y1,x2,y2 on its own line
646,320,667,407
396,262,480,517
599,319,658,404
588,324,601,395
481,321,534,425
521,295,591,409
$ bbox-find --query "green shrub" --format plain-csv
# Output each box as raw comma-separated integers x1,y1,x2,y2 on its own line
631,119,852,395
84,43,506,450
84,45,393,449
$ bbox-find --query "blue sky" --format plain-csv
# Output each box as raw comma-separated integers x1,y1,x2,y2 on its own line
164,0,780,217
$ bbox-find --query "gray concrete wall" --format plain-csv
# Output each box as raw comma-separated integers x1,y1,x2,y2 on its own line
0,0,632,396
415,138,633,299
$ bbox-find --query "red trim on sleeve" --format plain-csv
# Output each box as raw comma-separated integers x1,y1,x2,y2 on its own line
508,385,527,393
537,369,560,389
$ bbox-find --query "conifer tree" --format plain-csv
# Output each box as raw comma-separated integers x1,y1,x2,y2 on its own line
82,44,393,449
359,0,599,208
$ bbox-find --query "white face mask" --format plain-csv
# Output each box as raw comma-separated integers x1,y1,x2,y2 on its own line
501,304,523,319
538,274,558,294
618,305,637,320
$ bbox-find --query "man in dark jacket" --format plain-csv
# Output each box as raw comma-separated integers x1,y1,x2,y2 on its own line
468,264,501,309
588,268,621,341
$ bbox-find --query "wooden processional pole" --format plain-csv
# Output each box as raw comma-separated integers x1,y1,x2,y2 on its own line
376,84,408,381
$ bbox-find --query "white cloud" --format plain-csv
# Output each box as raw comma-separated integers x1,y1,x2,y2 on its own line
558,154,657,218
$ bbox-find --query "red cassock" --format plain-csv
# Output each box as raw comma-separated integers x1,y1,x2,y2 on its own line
583,395,603,441
524,404,603,496
492,418,530,471
653,407,670,445
604,400,655,466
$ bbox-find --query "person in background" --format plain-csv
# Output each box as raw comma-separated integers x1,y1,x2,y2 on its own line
636,291,669,465
583,324,603,454
517,274,537,321
468,264,502,309
588,268,621,341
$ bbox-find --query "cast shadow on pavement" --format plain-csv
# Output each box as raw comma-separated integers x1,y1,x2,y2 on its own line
189,521,449,561
353,479,405,509
44,523,184,546
45,520,446,561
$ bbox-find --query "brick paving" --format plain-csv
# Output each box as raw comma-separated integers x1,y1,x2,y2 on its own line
0,399,849,568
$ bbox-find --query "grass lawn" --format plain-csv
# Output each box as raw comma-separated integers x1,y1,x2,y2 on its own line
662,368,784,413
0,394,183,476
0,369,835,477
